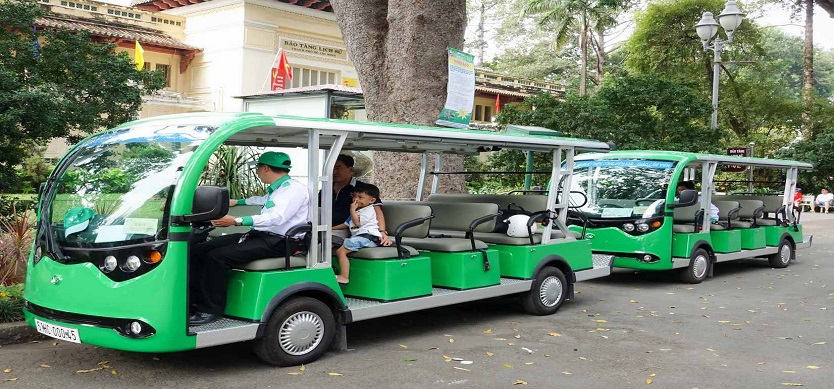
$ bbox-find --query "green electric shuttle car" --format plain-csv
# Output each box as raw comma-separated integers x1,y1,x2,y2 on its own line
567,150,812,284
24,113,614,366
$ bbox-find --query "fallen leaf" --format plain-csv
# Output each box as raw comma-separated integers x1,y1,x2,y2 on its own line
40,364,50,368
524,362,534,365
781,384,804,387
453,367,470,372
783,371,796,373
647,378,653,384
778,337,793,340
600,335,609,339
287,372,303,375
52,342,58,346
328,372,343,376
806,366,820,370
443,355,452,362
548,332,561,337
814,342,826,345
594,320,608,323
111,370,118,375
404,358,417,362
152,357,160,361
521,347,533,354
562,371,572,375
486,352,494,357
649,373,656,377
2,378,17,382
449,338,455,343
514,335,522,339
484,329,493,334
2,369,10,373
707,348,715,352
503,364,514,369
300,365,306,371
513,379,528,385
718,321,731,324
399,344,408,349
76,368,103,374
494,338,507,341
629,300,638,303
579,357,587,361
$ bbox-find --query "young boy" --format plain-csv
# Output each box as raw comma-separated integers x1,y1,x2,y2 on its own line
333,184,382,284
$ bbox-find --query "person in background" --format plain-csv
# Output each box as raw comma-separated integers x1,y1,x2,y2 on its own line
793,187,803,210
814,188,833,213
676,181,720,223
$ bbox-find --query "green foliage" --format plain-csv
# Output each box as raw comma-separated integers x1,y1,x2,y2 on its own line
0,196,37,222
0,283,25,323
0,1,165,192
775,102,834,192
499,74,719,152
15,147,54,194
201,146,267,199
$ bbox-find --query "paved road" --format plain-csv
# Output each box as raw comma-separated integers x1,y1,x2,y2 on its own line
2,214,831,388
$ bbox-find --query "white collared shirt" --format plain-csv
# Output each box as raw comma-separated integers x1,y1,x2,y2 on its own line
243,178,309,236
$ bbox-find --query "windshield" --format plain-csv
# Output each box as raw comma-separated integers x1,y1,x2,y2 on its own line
571,159,676,219
46,125,213,247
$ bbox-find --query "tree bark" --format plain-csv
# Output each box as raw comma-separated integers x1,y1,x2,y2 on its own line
477,2,486,65
595,28,604,85
579,12,588,96
802,0,815,139
329,0,467,200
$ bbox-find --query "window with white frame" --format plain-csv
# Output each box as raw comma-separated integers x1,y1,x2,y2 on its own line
290,66,338,88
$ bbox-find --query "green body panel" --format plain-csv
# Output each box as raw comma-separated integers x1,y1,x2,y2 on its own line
672,232,711,258
739,228,766,249
225,267,345,320
709,230,741,253
764,225,803,246
23,241,195,352
422,250,501,289
493,239,593,279
339,256,433,301
574,223,674,271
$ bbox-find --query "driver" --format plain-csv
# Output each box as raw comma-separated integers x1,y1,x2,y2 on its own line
188,152,309,326
677,181,720,223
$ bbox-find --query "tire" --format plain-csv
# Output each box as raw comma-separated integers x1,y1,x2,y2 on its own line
253,296,336,366
521,266,568,316
680,247,710,284
768,238,793,268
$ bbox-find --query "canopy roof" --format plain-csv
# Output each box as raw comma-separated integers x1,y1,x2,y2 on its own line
132,0,332,12
576,150,813,170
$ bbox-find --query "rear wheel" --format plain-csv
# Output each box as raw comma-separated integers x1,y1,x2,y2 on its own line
680,248,710,284
768,238,793,268
521,266,567,315
253,296,335,366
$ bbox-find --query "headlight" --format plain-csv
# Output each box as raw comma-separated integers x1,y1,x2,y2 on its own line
622,223,635,232
636,223,650,232
102,255,118,273
122,255,141,272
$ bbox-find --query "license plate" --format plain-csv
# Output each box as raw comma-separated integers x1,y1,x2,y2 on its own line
35,319,80,344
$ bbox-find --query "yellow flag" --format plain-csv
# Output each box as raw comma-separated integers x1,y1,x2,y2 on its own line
134,41,144,71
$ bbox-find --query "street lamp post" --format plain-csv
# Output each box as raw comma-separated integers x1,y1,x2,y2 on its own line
694,1,745,130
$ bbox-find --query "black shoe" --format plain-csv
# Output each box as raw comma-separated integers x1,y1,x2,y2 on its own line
188,312,222,326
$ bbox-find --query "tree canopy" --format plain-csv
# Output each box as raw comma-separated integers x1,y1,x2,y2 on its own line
0,1,164,191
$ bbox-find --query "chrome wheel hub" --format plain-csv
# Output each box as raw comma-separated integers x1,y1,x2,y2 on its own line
780,244,791,264
693,254,708,279
279,311,324,356
539,276,563,307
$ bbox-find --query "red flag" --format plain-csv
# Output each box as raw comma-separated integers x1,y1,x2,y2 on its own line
270,49,293,90
495,94,501,114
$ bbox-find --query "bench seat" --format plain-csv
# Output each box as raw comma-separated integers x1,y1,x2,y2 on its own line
350,245,419,259
401,237,487,252
241,255,307,271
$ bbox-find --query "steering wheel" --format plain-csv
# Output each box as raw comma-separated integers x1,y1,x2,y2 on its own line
598,203,624,208
635,198,658,206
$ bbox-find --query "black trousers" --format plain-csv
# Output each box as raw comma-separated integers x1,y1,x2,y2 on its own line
190,232,292,315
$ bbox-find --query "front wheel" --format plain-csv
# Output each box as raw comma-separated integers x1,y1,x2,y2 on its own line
521,266,568,315
253,296,336,366
768,238,793,268
680,248,710,284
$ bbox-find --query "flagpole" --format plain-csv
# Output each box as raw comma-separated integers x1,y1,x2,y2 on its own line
259,48,284,94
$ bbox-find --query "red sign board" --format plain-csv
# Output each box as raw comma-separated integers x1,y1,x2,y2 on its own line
724,147,748,172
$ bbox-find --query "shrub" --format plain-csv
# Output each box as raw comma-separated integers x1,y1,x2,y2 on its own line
0,283,24,323
0,195,37,223
0,205,35,286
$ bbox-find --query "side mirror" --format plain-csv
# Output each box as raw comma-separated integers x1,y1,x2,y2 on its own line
669,189,698,209
172,186,230,224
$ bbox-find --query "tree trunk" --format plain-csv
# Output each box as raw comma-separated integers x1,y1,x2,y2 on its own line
579,13,588,96
802,0,815,139
477,2,486,66
595,28,605,85
329,0,467,200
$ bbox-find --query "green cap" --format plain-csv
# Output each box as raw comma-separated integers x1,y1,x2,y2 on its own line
63,207,95,237
258,151,292,170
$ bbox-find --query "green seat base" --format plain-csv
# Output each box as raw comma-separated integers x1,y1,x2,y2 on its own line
710,230,741,253
422,250,500,290
739,228,766,249
339,256,432,301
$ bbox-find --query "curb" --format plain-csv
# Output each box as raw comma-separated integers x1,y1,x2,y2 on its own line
0,321,47,346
